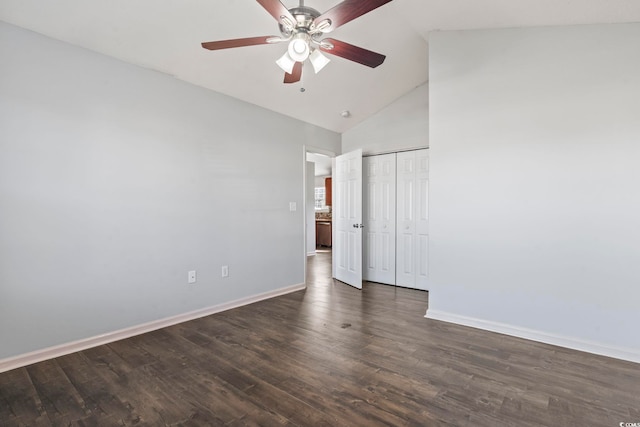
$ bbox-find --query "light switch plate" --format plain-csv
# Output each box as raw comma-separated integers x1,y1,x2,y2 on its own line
188,270,196,284
289,202,297,211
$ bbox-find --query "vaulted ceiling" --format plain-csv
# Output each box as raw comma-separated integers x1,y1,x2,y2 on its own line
2,0,639,133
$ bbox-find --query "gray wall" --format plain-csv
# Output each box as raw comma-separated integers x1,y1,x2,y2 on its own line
0,22,341,360
428,23,640,361
342,83,428,155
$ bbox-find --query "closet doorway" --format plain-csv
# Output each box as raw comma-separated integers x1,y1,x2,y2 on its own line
363,149,429,290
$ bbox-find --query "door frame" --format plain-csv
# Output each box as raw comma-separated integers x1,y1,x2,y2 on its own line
303,145,336,286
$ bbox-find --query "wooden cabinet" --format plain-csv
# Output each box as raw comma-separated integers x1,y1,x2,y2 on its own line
316,221,332,247
325,177,332,206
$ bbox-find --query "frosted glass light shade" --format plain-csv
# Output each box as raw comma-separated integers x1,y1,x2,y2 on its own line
287,36,310,62
276,52,296,74
309,49,330,73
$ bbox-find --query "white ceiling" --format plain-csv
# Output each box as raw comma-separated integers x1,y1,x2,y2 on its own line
2,1,640,133
307,152,332,176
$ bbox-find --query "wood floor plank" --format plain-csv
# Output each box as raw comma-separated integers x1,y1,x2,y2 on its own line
1,249,639,426
0,367,50,426
56,352,139,425
26,360,90,425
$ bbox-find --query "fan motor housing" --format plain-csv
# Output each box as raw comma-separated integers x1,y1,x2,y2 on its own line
279,6,321,37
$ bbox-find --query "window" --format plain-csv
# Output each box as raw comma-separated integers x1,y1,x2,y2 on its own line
314,187,326,210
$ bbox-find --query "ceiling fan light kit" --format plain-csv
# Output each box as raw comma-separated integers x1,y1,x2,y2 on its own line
276,51,296,74
201,0,394,84
309,49,330,73
287,33,311,62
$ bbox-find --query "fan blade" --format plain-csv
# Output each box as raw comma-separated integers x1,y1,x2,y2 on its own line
201,36,280,50
284,62,303,84
256,0,296,25
313,0,393,33
319,38,386,68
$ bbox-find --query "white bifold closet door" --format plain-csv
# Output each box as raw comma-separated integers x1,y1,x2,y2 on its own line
363,154,396,285
396,150,429,290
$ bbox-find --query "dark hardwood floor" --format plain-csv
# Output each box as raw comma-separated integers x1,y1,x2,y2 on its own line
1,249,639,426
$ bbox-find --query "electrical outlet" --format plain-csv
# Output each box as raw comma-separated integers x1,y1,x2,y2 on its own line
221,265,229,278
188,270,196,284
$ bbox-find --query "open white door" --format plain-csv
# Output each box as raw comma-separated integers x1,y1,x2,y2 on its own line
333,149,363,289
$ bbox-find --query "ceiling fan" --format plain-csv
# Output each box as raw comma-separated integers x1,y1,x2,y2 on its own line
201,0,394,84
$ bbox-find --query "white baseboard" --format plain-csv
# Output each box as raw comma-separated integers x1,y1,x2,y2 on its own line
307,251,316,256
425,309,640,364
0,283,306,374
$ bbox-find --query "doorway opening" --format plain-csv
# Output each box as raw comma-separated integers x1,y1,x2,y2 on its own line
304,147,335,284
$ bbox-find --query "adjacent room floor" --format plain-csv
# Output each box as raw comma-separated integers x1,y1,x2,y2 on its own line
1,250,639,426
